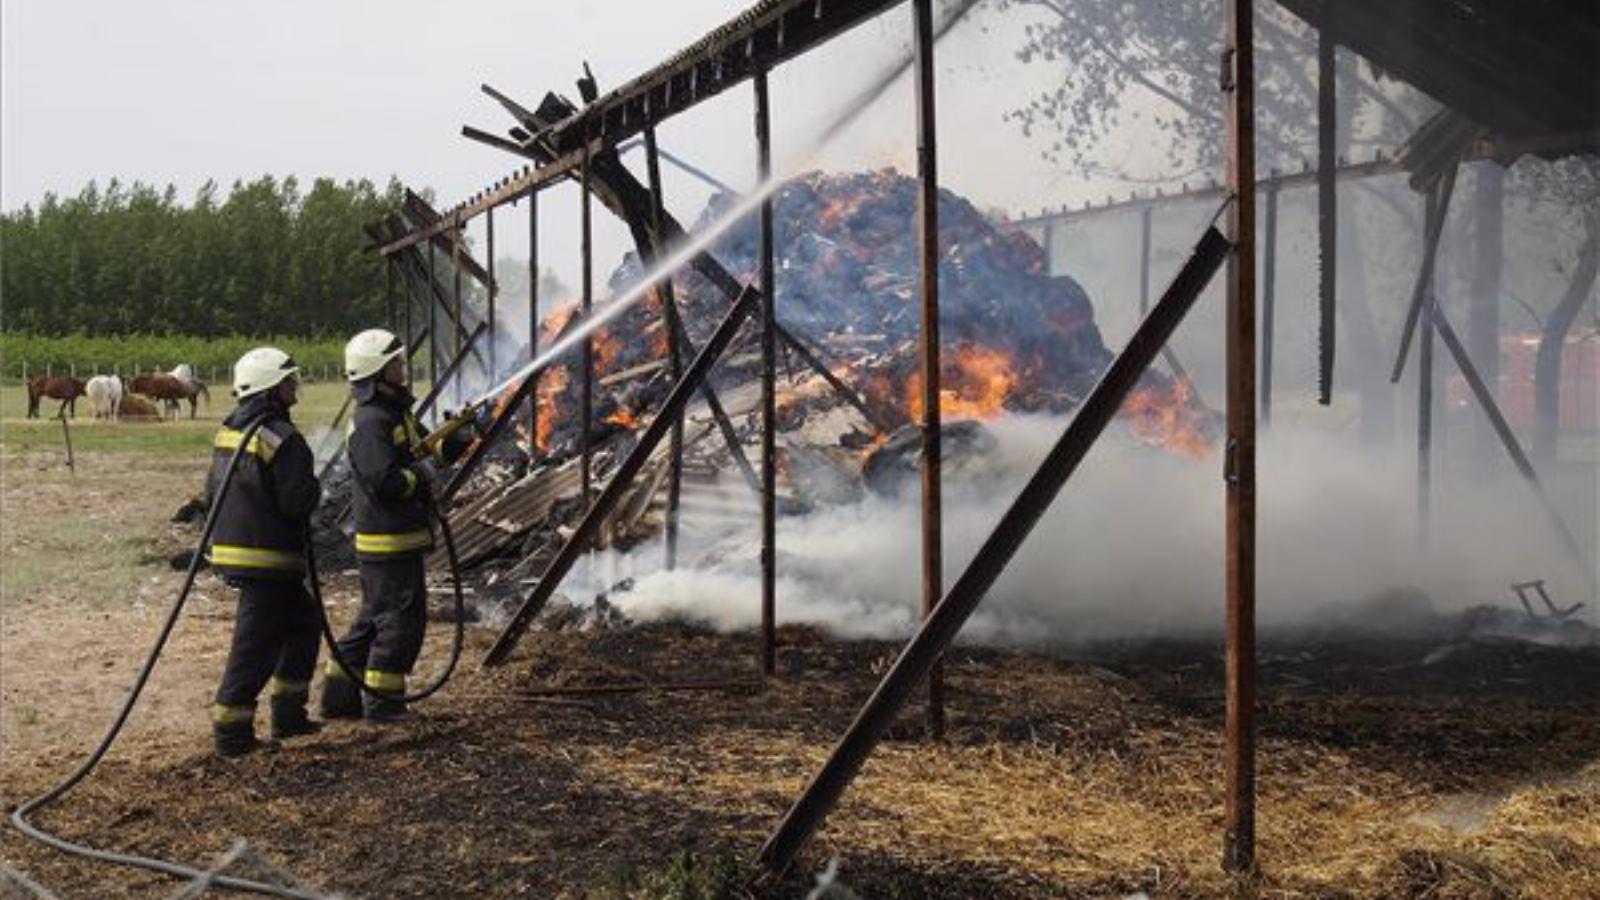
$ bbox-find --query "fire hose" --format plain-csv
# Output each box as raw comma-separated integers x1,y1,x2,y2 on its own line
9,414,469,896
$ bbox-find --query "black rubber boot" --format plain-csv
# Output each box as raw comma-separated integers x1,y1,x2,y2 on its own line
362,692,413,723
213,721,261,758
270,696,322,740
319,674,363,720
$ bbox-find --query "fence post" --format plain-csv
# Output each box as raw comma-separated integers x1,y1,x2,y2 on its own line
47,362,53,377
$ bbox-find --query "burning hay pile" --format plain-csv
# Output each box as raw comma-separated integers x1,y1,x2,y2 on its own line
308,169,1215,622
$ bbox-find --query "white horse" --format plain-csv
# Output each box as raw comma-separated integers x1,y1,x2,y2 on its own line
85,374,124,421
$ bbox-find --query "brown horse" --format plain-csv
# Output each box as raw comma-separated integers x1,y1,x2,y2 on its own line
128,373,210,420
26,375,86,419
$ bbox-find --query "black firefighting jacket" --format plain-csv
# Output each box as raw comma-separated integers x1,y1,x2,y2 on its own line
348,381,437,561
205,394,320,580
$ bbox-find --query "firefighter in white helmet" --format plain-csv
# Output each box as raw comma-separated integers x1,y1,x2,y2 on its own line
321,329,473,720
206,347,322,755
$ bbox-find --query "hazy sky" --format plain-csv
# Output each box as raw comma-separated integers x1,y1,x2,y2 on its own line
2,1,1143,288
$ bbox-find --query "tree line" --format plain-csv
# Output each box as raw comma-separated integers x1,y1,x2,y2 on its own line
1,175,409,337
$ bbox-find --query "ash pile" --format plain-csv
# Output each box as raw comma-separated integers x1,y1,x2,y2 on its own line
321,169,1215,625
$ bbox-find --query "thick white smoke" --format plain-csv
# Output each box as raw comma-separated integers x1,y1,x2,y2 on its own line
570,412,1593,647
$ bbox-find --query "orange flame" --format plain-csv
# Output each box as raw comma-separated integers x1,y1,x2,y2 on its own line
534,366,570,452
905,343,1019,420
604,407,640,429
1120,377,1213,458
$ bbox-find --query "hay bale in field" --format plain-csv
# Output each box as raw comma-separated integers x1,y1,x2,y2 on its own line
118,394,163,421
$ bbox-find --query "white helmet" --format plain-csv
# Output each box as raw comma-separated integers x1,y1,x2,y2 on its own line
344,328,405,382
233,347,300,399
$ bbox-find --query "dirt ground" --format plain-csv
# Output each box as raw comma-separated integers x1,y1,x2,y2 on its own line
3,443,1600,899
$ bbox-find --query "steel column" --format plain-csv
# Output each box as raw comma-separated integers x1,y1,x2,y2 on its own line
755,70,778,677
1261,184,1279,426
756,227,1233,874
1222,0,1258,873
913,0,945,738
1317,20,1337,405
644,127,685,572
483,288,760,668
580,149,595,510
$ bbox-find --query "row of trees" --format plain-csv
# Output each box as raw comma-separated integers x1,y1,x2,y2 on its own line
1,175,408,337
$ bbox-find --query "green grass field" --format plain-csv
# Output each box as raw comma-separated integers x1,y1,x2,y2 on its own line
0,380,429,457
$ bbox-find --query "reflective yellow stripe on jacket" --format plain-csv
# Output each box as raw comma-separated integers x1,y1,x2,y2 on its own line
208,544,305,571
213,427,283,462
353,530,431,554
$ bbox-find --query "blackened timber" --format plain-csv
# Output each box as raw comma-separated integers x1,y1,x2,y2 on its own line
402,191,493,287
755,68,777,678
1317,21,1337,405
913,0,945,738
428,244,440,389
1390,163,1460,382
756,227,1234,874
645,126,685,572
1223,0,1259,872
527,189,540,456
462,124,542,160
545,0,904,157
487,207,498,380
417,322,488,418
378,139,595,256
482,288,760,668
1261,184,1280,425
774,323,897,433
580,151,595,508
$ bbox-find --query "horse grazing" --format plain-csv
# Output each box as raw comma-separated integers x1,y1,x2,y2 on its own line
26,375,86,419
85,374,125,421
129,372,209,420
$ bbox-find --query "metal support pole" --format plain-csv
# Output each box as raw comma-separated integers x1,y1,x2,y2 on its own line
528,190,540,453
1317,20,1337,405
756,227,1233,874
580,149,595,509
483,288,760,668
1042,219,1055,275
1222,0,1258,873
913,0,945,738
755,69,778,677
487,207,497,381
1138,204,1153,315
644,127,685,572
1261,184,1279,426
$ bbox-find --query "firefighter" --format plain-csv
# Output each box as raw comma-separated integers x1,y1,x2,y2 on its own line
207,347,322,757
320,329,471,721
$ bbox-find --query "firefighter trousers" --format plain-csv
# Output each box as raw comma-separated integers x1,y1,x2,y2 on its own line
334,555,427,687
214,577,320,713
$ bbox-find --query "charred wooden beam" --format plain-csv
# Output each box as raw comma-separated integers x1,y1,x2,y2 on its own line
402,191,493,287
1222,0,1258,872
1391,163,1459,382
580,151,595,508
913,0,945,738
482,287,760,668
1317,21,1337,406
545,0,904,157
755,68,778,678
755,226,1234,874
462,124,542,161
645,126,686,572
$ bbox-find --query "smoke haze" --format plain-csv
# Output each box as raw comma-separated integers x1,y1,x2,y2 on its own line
561,412,1594,646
